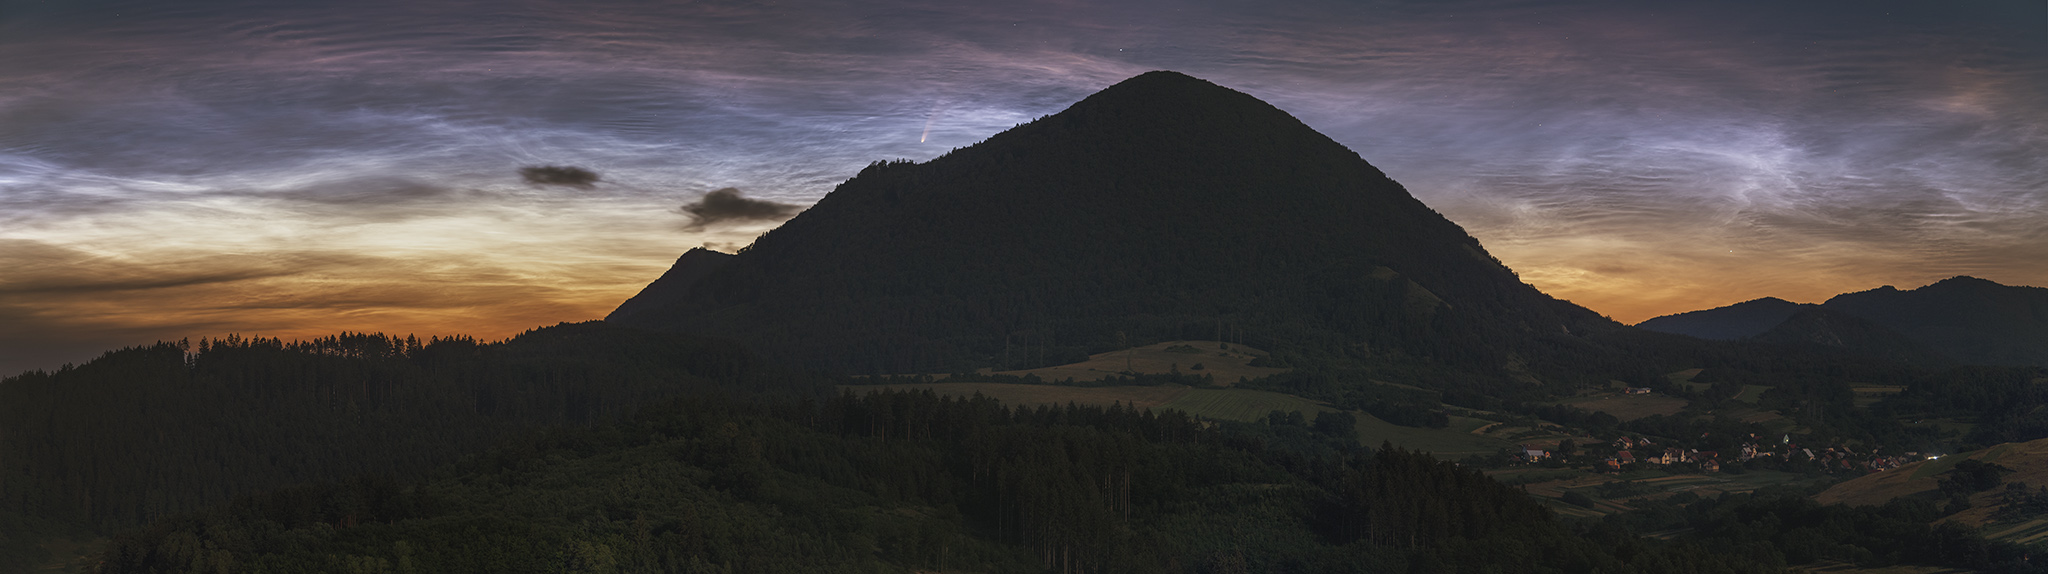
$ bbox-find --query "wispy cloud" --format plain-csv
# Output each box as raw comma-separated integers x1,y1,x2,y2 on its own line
0,0,2044,372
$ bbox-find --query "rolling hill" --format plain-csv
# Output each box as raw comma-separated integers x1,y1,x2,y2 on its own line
1636,276,2048,367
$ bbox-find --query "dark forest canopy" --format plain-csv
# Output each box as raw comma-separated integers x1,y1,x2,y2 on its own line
94,389,2048,574
0,323,796,533
1,321,2043,573
82,390,1767,573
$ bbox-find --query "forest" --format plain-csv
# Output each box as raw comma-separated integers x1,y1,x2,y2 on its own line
3,321,2045,573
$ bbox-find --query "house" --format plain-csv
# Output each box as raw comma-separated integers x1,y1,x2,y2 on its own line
1616,450,1637,464
1701,459,1720,473
1624,387,1652,395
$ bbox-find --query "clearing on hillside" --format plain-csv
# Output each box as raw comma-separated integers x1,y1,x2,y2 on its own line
1851,385,1904,407
842,382,1509,456
847,382,1323,420
1516,470,1813,517
849,383,1195,411
990,340,1288,384
1815,437,2048,540
1551,393,1689,422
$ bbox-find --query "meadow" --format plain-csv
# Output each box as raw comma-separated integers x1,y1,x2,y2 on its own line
846,382,1511,456
986,340,1289,384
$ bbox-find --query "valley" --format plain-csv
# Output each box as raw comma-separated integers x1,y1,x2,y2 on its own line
5,70,2048,574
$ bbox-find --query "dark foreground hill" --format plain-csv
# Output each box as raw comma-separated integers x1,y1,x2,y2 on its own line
0,323,792,552
103,389,2048,574
611,71,1619,375
1636,276,2048,367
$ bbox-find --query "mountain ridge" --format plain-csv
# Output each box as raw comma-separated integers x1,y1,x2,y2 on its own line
1635,296,1808,341
1636,275,2048,367
610,71,1622,375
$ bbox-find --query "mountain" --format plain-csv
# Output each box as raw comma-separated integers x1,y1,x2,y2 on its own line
607,247,733,323
1636,297,1807,340
1823,276,2048,367
1751,306,1949,365
609,71,1619,374
1637,277,2048,367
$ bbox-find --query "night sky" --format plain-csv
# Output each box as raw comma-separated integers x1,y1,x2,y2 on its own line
4,0,2046,375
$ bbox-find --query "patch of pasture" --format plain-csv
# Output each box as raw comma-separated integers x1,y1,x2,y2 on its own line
1552,393,1689,421
1157,388,1337,421
993,340,1288,384
847,382,1194,411
842,382,1509,456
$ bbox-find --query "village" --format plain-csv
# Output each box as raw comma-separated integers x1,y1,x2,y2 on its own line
1516,433,1934,475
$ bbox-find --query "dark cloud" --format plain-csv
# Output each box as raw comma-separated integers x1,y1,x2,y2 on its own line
520,166,601,188
680,188,802,229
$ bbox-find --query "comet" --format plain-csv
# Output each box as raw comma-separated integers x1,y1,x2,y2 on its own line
919,101,945,143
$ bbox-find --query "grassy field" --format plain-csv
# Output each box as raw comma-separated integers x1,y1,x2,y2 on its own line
1665,368,1704,384
1816,436,2048,540
853,382,1197,410
1663,369,1772,404
843,382,1511,456
1356,413,1510,456
1551,393,1689,421
1981,518,2048,545
1850,385,1905,408
851,383,1334,423
1514,470,1814,516
1732,384,1773,404
1155,388,1334,420
1713,405,1787,426
33,536,104,574
988,340,1288,384
1792,563,1971,574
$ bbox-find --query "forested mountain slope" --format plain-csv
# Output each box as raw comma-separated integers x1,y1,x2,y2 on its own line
1824,277,2048,367
1636,297,1808,341
1637,276,2048,367
0,323,790,535
610,71,1624,376
608,247,733,324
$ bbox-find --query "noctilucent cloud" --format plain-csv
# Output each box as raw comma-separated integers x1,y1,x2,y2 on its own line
4,0,2046,375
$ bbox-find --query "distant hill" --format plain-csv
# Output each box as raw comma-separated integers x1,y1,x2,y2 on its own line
1635,277,2048,367
1824,277,2048,368
1637,297,1807,340
610,71,1621,375
1752,306,1950,366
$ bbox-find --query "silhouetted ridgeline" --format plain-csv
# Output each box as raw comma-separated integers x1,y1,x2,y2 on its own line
1638,276,2048,367
610,71,1627,378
